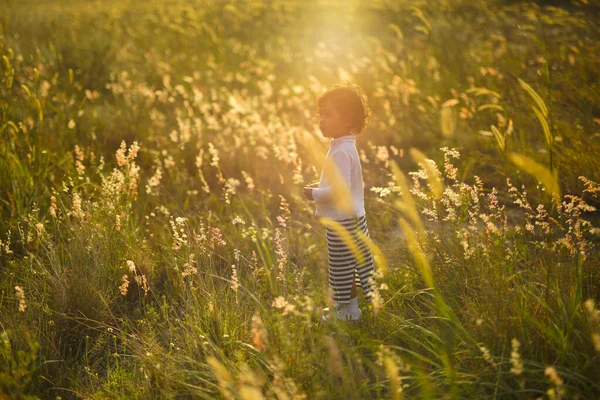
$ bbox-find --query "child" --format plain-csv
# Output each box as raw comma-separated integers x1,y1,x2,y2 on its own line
303,82,374,322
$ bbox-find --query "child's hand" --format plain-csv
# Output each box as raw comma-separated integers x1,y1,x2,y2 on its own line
303,186,314,201
308,181,319,188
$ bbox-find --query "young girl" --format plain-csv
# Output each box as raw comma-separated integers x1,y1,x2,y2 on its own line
303,82,374,322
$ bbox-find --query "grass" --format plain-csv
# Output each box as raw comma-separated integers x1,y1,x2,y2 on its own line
1,0,600,398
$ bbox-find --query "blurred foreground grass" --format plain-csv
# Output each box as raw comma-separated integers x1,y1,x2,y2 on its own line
1,0,600,398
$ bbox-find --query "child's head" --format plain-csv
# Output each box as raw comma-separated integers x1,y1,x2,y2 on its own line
317,81,371,137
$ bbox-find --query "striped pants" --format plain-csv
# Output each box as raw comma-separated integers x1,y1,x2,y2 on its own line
326,215,375,304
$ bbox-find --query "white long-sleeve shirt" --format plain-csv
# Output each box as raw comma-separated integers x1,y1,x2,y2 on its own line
312,135,366,220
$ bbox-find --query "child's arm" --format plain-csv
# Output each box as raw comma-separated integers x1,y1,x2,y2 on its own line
303,182,319,200
303,186,315,200
311,151,352,203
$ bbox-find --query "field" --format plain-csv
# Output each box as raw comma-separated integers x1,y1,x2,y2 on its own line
1,0,600,398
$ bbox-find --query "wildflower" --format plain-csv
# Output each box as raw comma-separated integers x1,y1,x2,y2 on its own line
74,145,85,176
100,169,125,212
72,193,85,220
579,176,600,197
34,223,45,235
584,299,600,322
182,254,197,277
278,195,291,225
169,129,179,143
441,187,460,221
384,356,403,398
272,296,296,316
369,277,383,313
127,162,141,198
210,227,226,248
409,167,429,201
441,147,460,181
292,164,304,185
545,366,563,386
119,275,130,296
224,178,241,203
276,216,287,228
231,264,239,292
458,229,474,259
0,231,13,255
534,204,551,234
510,338,523,376
115,140,140,171
241,170,255,190
116,141,128,167
545,366,565,399
50,195,57,217
15,286,26,312
359,149,370,164
301,295,315,314
371,186,393,198
139,275,149,295
459,107,472,119
128,142,140,162
480,345,497,367
195,149,211,193
39,80,51,98
376,146,390,166
146,167,163,195
170,217,189,251
127,260,136,273
208,142,224,183
274,228,288,282
251,314,267,352
85,89,100,100
231,216,245,225
272,296,288,309
496,112,506,127
163,154,175,169
375,344,387,367
249,250,264,278
241,225,258,243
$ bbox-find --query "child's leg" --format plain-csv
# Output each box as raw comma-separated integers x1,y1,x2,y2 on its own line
326,217,360,305
346,278,360,315
355,216,375,300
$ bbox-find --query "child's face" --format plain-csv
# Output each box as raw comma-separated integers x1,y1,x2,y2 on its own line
319,100,350,138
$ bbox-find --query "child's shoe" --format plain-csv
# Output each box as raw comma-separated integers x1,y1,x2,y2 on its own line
345,307,362,321
345,297,362,321
322,304,361,322
322,305,345,322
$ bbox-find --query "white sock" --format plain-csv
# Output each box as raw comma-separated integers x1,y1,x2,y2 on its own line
347,297,359,313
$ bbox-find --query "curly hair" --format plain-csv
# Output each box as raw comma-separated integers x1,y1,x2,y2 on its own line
317,81,371,135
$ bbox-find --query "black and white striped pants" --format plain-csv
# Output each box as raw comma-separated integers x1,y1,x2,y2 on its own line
326,215,374,304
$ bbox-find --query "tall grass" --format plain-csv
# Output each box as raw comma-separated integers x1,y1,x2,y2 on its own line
1,0,600,398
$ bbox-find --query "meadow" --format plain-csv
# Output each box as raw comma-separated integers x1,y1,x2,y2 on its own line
1,0,600,398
